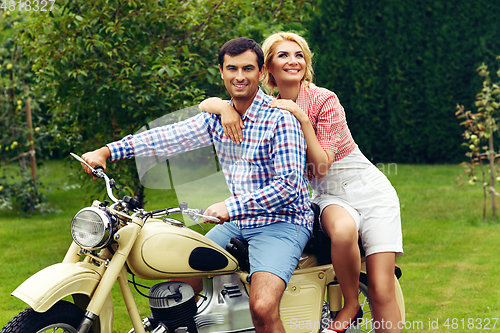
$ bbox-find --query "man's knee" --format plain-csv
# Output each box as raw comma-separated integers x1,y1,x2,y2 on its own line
250,296,280,322
249,272,284,322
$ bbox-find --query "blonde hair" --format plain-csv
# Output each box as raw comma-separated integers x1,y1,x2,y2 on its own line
261,32,314,94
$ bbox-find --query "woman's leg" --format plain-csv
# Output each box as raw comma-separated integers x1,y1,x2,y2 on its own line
365,252,401,332
321,205,361,330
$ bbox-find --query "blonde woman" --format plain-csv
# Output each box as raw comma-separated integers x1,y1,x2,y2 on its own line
200,32,403,333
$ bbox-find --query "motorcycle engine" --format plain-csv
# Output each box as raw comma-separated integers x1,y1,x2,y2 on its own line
148,281,198,333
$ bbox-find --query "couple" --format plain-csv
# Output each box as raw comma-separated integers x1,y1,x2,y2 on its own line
81,33,403,333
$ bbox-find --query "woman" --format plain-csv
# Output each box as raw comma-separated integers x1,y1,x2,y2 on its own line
200,32,403,333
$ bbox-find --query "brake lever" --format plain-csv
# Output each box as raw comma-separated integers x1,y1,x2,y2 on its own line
196,210,220,223
187,210,206,232
182,208,222,231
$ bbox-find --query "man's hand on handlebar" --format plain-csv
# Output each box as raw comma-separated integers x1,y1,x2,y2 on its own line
81,147,111,180
203,202,229,224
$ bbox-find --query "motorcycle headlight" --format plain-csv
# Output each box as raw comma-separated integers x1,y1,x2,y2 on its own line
71,207,116,250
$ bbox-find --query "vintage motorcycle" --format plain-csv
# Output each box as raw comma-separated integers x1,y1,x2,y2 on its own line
1,117,404,333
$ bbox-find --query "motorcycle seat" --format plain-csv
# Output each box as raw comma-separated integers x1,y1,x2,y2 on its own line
225,204,401,279
302,203,366,265
225,237,250,272
224,203,350,271
304,203,402,279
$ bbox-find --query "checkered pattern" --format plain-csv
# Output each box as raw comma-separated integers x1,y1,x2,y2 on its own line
295,84,357,161
107,88,313,231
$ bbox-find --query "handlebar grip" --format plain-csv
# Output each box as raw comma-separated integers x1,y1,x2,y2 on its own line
94,166,104,172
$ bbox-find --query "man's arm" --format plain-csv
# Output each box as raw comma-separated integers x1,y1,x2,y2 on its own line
224,113,308,219
79,113,215,176
107,113,214,161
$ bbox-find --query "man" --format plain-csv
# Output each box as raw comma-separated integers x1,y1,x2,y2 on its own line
81,37,313,333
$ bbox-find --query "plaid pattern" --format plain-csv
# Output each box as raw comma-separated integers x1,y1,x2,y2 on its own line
295,84,357,162
107,88,313,231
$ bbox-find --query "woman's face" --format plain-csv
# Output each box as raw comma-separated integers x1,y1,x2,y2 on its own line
268,41,306,87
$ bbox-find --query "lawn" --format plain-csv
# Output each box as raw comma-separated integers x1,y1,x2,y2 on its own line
1,160,499,332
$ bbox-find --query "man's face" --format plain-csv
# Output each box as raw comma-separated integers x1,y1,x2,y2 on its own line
219,50,263,107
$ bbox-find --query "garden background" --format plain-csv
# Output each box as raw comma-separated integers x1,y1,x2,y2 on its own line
1,0,500,332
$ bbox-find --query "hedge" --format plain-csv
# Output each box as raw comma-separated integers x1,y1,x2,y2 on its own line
307,0,500,163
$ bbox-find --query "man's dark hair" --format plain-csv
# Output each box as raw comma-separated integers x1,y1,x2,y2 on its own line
218,37,264,70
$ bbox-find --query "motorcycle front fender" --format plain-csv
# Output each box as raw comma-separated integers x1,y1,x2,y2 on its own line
395,276,405,322
12,262,114,333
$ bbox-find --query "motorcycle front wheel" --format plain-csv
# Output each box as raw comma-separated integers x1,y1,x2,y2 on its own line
0,300,92,333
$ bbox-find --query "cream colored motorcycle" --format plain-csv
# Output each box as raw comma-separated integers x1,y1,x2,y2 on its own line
1,150,404,333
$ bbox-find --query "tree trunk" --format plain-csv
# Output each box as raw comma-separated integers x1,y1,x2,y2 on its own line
488,132,496,217
25,97,37,181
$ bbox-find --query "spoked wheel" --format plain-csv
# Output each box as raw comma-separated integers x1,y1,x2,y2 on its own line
321,280,374,333
0,300,91,333
355,280,373,333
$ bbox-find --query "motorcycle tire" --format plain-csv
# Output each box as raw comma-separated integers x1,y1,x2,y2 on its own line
321,280,373,333
0,300,93,333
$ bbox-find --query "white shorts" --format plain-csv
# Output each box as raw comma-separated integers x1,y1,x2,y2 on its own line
311,165,403,258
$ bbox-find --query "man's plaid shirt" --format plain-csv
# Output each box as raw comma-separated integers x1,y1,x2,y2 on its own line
107,88,313,231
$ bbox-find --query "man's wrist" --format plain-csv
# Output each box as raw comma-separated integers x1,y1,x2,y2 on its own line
98,146,111,160
225,195,246,219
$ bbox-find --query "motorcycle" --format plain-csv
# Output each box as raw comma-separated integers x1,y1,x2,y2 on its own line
1,113,404,333
0,153,404,333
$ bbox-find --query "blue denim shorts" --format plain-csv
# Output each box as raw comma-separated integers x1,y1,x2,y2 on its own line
206,221,311,285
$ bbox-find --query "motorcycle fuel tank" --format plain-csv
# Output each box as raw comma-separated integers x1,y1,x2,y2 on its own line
127,220,238,279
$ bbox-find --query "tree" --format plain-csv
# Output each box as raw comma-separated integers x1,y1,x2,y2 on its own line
18,0,316,206
456,59,500,220
0,10,51,214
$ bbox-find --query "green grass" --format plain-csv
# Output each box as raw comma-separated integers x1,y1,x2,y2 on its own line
1,161,500,332
389,164,500,332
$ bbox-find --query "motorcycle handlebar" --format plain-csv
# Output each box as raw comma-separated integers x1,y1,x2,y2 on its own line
71,153,220,224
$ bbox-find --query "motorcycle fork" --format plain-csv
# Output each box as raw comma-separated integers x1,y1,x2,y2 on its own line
76,222,146,333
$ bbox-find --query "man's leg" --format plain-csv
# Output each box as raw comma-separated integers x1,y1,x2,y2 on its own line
243,222,311,333
249,271,286,333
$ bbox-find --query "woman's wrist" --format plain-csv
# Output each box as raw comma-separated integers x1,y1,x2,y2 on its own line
220,104,238,116
298,115,311,126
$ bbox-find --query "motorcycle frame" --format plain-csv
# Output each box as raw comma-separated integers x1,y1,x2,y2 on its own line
11,208,405,333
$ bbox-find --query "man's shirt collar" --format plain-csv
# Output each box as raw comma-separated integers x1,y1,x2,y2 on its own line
230,87,266,122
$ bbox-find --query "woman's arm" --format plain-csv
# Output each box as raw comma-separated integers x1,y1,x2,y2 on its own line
269,99,334,178
199,97,244,144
